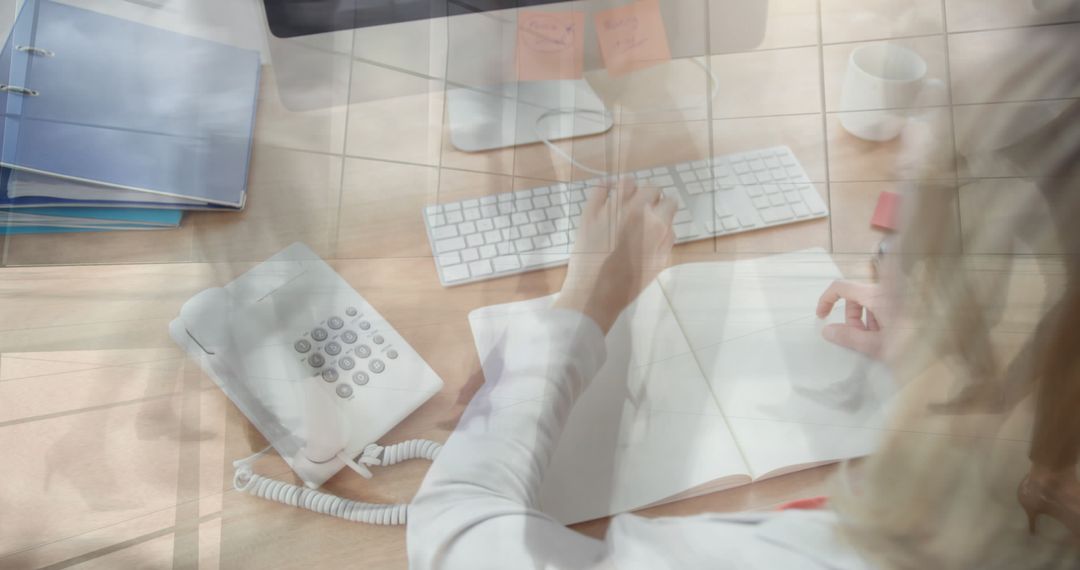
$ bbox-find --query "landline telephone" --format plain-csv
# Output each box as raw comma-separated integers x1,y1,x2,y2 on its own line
170,242,444,524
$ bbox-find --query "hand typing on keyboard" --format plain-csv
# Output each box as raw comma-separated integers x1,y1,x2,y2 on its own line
553,178,677,333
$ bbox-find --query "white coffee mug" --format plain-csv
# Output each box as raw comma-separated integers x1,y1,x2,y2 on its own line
840,43,944,142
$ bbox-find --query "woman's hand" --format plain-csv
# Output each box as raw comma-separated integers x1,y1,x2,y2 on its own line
816,280,891,359
553,178,677,333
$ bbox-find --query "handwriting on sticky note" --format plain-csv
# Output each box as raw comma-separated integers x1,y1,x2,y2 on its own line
594,0,671,76
516,11,586,81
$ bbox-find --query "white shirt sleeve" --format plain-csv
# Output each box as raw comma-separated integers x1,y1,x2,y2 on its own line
406,308,867,570
407,308,610,570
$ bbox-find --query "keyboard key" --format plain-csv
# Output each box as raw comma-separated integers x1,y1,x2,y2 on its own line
435,237,465,253
497,192,514,202
746,185,763,197
463,199,479,208
497,242,513,255
425,205,441,215
428,214,446,227
493,255,521,272
722,216,739,230
520,224,538,238
442,264,470,282
546,206,566,220
769,194,786,206
462,248,480,262
480,195,497,204
504,227,521,240
534,195,551,208
511,212,529,225
793,202,810,217
443,202,461,211
466,233,484,247
538,220,557,234
695,168,711,179
785,191,801,204
515,199,533,211
569,189,585,202
493,215,510,228
437,252,460,266
528,210,546,223
479,244,497,258
446,211,464,224
431,225,457,240
752,196,770,209
740,174,757,185
476,218,494,232
679,172,697,184
469,260,494,276
464,208,481,221
533,234,553,248
673,223,701,241
481,205,499,217
552,232,569,245
498,203,513,214
485,230,502,244
521,247,570,268
676,163,691,171
739,215,757,228
674,210,694,224
459,221,477,235
554,218,571,231
686,182,705,195
653,175,674,186
515,238,535,252
755,172,772,184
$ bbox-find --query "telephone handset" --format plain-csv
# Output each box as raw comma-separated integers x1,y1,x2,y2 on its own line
170,243,444,524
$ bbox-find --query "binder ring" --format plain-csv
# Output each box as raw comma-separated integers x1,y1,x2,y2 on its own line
0,85,39,96
16,45,54,57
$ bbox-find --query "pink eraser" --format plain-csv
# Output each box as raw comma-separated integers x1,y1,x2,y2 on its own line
870,191,901,231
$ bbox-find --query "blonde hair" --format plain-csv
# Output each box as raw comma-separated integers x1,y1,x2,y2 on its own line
828,4,1080,567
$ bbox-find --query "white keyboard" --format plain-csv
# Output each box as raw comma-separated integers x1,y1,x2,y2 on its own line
423,145,827,286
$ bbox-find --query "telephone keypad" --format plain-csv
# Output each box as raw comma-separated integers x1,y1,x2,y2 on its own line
297,306,401,390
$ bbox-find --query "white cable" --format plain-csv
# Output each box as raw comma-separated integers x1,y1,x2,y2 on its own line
231,439,442,526
535,57,720,177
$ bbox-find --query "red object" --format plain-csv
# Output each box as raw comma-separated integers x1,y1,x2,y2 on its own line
776,496,829,511
870,191,901,231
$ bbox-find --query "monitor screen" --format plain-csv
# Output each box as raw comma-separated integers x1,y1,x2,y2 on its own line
264,0,575,38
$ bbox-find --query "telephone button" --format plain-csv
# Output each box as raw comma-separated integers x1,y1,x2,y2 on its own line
369,359,385,374
328,317,344,330
294,340,311,353
355,345,371,358
345,307,358,317
308,353,325,368
358,321,371,331
321,368,338,382
336,384,353,398
387,350,398,360
341,331,358,344
373,335,385,345
311,327,329,341
325,342,342,356
352,371,369,386
339,356,355,370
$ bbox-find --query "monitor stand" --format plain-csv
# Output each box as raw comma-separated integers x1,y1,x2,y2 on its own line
446,79,614,153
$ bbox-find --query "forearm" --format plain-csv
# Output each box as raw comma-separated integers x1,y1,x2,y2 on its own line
408,309,608,569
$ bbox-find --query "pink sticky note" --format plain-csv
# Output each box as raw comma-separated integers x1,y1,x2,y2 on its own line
594,0,672,77
871,191,901,231
516,11,586,81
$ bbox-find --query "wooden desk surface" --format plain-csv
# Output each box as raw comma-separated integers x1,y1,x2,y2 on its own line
0,0,1068,567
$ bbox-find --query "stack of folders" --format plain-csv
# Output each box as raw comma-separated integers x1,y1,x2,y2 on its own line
0,0,260,234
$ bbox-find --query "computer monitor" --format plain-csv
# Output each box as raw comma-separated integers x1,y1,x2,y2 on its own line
261,1,768,152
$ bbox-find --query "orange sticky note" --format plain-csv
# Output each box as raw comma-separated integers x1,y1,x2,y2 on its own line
594,0,672,77
516,11,586,81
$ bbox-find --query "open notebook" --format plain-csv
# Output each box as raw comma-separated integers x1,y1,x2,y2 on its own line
468,249,896,524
